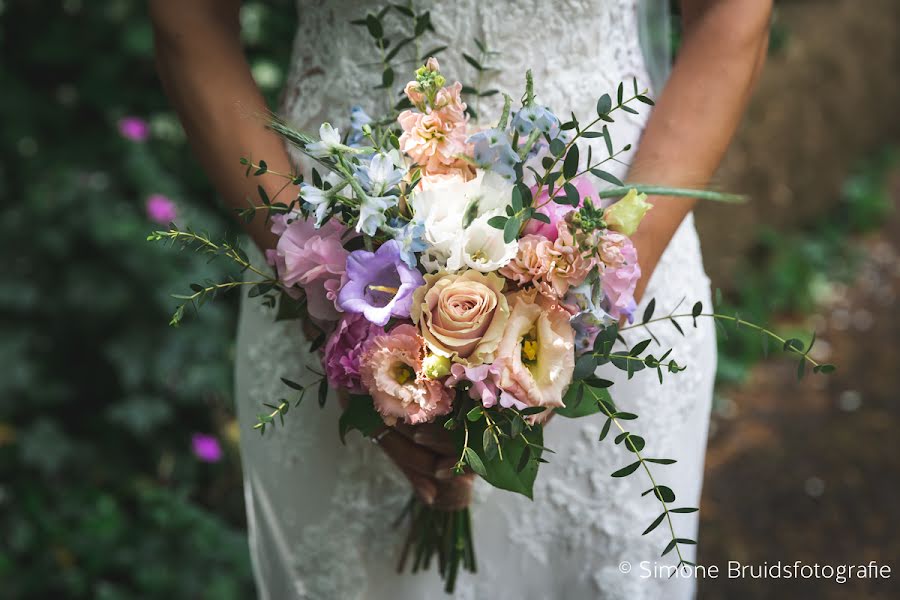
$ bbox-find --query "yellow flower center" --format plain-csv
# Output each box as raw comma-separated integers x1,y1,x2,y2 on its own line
392,363,416,385
521,327,539,366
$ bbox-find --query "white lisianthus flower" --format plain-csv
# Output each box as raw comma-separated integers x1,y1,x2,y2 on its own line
446,215,518,273
410,171,515,273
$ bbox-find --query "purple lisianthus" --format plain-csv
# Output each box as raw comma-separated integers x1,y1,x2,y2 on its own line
146,194,178,224
191,433,223,463
118,116,150,142
323,313,385,393
337,240,424,326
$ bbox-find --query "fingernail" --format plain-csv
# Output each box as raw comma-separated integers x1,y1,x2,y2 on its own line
413,432,427,445
434,468,454,480
422,491,435,505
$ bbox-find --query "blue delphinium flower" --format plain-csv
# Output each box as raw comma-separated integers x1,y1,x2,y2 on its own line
355,152,404,197
384,217,427,269
512,105,561,138
468,128,520,180
356,194,397,236
564,281,614,355
299,183,331,227
347,105,372,147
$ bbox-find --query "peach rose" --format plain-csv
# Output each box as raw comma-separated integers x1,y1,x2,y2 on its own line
493,289,575,421
411,270,509,365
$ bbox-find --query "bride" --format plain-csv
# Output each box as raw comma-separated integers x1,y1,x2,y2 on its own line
150,1,771,598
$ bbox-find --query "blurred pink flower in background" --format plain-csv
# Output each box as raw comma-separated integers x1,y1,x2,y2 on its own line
118,116,150,142
145,194,178,224
191,433,223,463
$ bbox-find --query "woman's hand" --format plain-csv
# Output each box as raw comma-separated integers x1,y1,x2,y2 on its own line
378,423,474,512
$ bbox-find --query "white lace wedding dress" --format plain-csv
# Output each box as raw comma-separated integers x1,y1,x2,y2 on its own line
235,1,716,598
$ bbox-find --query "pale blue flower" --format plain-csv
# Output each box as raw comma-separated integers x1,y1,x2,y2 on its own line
512,105,561,137
356,194,397,236
299,183,331,227
355,153,404,197
384,217,427,268
347,106,372,147
564,281,614,354
468,128,520,180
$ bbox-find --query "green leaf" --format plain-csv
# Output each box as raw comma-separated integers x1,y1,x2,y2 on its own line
482,428,498,461
365,13,383,38
602,125,613,156
611,461,641,478
562,145,579,179
280,377,304,391
317,379,328,408
338,395,383,443
596,93,612,116
381,67,394,88
487,215,508,229
464,447,488,478
519,406,546,417
630,338,651,356
557,383,612,419
462,53,484,71
589,168,623,187
670,507,699,514
645,458,677,465
503,216,520,243
643,513,666,535
642,298,656,324
653,485,676,503
599,418,612,441
466,406,484,421
783,338,804,352
616,82,624,105
637,94,655,105
549,138,566,157
472,425,542,498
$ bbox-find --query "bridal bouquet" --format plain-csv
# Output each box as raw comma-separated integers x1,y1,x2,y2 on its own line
151,10,833,594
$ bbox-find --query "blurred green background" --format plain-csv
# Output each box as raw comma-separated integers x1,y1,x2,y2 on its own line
1,1,897,599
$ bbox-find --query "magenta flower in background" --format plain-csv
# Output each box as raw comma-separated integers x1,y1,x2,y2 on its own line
146,194,178,224
118,116,150,142
191,433,223,463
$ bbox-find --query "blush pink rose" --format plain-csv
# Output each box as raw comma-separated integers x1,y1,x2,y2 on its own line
266,214,349,322
359,324,453,426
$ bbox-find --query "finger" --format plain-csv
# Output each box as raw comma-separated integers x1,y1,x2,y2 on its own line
393,423,457,456
396,464,437,506
434,456,464,480
378,429,438,477
432,476,474,511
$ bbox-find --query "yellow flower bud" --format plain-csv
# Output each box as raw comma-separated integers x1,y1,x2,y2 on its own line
604,188,652,237
422,354,451,379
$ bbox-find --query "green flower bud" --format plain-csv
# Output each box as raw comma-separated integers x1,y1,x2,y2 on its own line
422,354,451,379
603,188,652,236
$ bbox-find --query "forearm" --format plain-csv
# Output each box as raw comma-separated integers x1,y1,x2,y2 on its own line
150,0,292,250
628,0,771,300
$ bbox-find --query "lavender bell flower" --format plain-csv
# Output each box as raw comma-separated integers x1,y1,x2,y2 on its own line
337,240,425,326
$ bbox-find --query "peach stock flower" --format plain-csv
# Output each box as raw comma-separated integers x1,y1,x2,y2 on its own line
500,222,594,298
359,324,452,426
493,289,575,421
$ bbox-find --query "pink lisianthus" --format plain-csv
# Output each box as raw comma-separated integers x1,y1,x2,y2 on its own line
323,313,385,393
493,289,575,422
523,177,597,241
598,231,641,321
265,214,349,322
445,363,527,410
145,194,177,224
359,324,453,426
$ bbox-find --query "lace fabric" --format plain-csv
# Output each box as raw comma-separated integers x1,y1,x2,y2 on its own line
235,1,715,598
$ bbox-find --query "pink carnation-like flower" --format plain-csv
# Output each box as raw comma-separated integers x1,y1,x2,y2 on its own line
359,324,453,426
493,289,575,422
265,214,349,322
501,222,593,298
523,177,597,241
598,231,641,321
323,313,385,393
146,194,177,224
